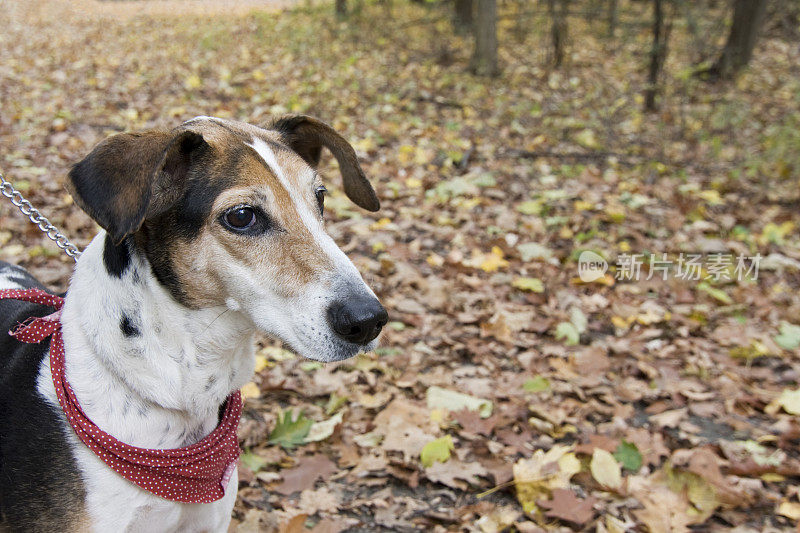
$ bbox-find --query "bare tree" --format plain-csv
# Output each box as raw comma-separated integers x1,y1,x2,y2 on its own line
705,0,768,79
336,0,347,19
547,0,570,68
470,0,499,76
607,0,618,38
644,0,672,111
453,0,474,32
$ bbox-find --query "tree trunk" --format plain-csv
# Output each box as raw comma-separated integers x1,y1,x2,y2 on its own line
335,0,347,19
453,0,474,33
708,0,768,79
548,0,569,68
607,0,618,38
644,0,671,112
470,0,499,76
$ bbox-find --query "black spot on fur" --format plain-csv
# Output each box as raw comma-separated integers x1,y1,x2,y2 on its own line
120,314,140,337
0,262,88,529
138,149,233,306
103,234,131,278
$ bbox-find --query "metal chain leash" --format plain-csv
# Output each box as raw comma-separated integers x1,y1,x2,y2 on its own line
0,172,82,262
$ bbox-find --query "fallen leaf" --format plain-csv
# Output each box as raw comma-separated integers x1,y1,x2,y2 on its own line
425,458,487,489
452,408,498,436
513,445,581,514
538,488,596,525
269,410,313,450
275,455,337,496
297,487,340,515
590,448,622,489
776,388,800,415
304,412,343,443
614,440,643,472
775,321,800,350
420,435,454,467
240,381,260,400
426,386,493,418
777,500,800,520
279,514,308,533
512,277,544,292
523,376,550,393
555,322,580,345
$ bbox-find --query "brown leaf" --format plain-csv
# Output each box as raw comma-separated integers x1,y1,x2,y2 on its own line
311,518,353,533
424,459,488,489
538,489,596,525
452,408,498,436
575,434,619,455
279,514,308,533
276,455,337,496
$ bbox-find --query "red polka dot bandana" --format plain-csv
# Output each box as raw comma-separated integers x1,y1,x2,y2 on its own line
1,288,243,503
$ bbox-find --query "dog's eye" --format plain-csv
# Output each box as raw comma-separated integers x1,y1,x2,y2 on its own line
223,206,256,230
315,186,326,216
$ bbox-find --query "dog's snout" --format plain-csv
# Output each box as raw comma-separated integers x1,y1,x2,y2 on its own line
327,295,388,345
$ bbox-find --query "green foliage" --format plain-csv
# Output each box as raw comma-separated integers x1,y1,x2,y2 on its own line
555,322,580,346
269,410,313,450
240,450,269,473
614,440,643,472
523,376,551,393
775,322,800,351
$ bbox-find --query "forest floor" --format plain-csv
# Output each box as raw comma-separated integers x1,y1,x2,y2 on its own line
1,1,800,531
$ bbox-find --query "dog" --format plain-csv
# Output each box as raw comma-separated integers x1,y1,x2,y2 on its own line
0,115,387,532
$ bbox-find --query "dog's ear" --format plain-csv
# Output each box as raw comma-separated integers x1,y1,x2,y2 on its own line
68,129,206,243
268,114,380,211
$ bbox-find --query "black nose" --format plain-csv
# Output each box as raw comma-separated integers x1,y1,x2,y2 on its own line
327,295,388,345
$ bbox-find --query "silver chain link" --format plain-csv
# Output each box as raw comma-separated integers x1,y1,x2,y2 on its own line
0,172,81,262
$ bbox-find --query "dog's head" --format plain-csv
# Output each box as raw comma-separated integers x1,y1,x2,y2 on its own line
67,115,387,362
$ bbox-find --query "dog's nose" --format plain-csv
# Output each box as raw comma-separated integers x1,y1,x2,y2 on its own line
327,295,388,345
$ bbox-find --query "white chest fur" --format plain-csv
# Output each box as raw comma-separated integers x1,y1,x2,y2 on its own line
35,233,254,532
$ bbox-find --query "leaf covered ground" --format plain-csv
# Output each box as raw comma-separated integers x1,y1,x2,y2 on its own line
1,1,800,531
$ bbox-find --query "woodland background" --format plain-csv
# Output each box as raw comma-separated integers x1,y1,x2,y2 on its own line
1,0,800,531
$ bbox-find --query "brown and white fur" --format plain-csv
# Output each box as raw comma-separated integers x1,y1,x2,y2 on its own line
0,115,387,532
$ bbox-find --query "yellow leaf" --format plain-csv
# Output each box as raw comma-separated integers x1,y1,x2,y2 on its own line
575,128,600,149
370,217,392,230
185,74,202,89
353,137,376,152
558,452,581,477
463,246,509,272
251,69,266,81
397,144,415,164
778,388,800,415
405,177,422,188
240,382,260,399
778,500,800,520
512,277,544,293
427,253,444,267
611,315,631,329
513,445,578,514
590,448,622,489
254,354,269,373
420,436,454,467
696,190,723,205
